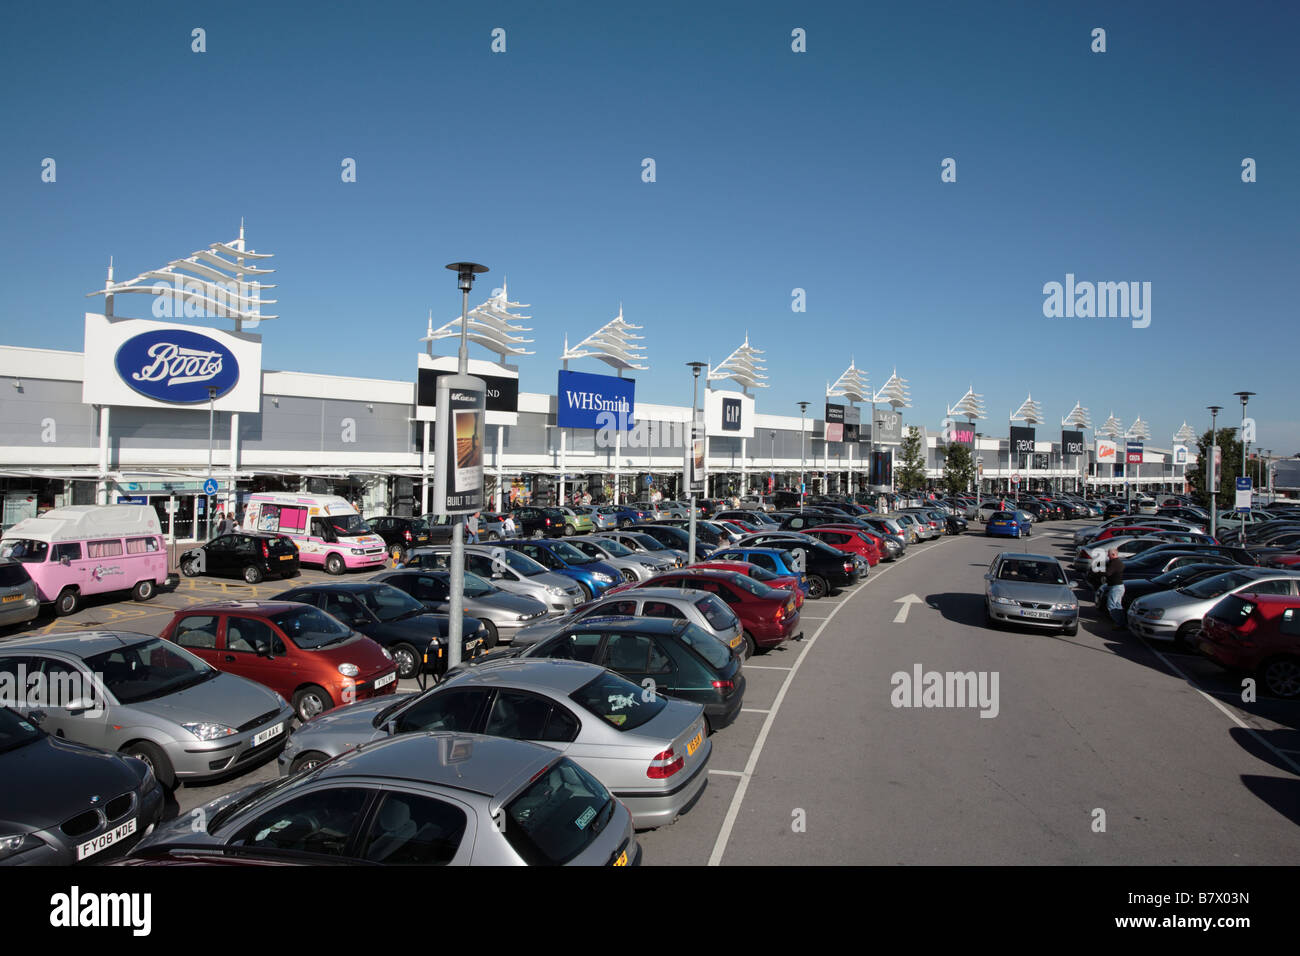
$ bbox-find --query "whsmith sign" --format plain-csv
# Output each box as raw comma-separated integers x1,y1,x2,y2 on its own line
557,369,635,430
83,313,262,413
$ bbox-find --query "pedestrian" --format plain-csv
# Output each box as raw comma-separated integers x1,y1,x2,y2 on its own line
1103,548,1126,629
503,512,517,536
467,512,480,544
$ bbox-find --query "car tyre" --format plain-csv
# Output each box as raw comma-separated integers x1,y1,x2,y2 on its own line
181,558,200,577
1261,657,1300,699
1063,620,1078,636
805,575,828,600
479,619,499,649
290,751,330,774
392,643,421,680
741,631,757,659
293,685,333,722
132,579,155,602
1175,621,1200,649
243,565,264,585
54,587,79,617
563,524,574,537
575,581,593,602
325,553,345,576
124,741,175,791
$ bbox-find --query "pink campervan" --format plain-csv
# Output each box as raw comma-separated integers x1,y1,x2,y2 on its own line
242,493,387,574
0,505,176,616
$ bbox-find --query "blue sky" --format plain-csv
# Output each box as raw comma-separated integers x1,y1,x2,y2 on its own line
2,1,1297,451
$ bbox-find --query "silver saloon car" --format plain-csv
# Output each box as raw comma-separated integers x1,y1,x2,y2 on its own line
984,552,1079,634
278,658,710,829
1127,568,1300,644
404,545,584,615
567,535,673,583
371,569,549,646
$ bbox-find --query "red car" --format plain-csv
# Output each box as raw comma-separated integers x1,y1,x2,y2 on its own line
639,568,801,657
1198,592,1300,698
1262,552,1300,570
690,560,805,609
1094,525,1165,542
160,600,399,721
803,525,881,567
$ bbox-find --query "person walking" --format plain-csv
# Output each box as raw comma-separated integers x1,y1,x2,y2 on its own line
1103,547,1126,629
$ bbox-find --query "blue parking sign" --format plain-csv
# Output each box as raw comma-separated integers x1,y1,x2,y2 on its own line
203,478,219,496
1235,477,1252,512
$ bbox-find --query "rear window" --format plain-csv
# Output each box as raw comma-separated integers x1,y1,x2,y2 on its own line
1207,595,1255,626
503,757,614,866
695,595,738,633
678,622,733,670
570,671,666,731
0,564,30,588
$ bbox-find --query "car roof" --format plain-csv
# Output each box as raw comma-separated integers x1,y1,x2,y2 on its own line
275,580,385,593
996,553,1062,564
557,614,687,635
445,657,607,694
1234,593,1300,605
0,629,158,656
179,600,307,615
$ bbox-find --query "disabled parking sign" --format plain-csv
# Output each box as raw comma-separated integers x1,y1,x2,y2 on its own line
203,478,218,496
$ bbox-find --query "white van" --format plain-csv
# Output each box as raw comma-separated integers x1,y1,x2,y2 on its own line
0,505,176,616
242,493,387,574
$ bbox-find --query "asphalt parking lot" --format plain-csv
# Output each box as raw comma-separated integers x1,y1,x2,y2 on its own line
6,522,1299,864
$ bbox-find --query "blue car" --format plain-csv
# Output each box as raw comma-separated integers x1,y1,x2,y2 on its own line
985,511,1030,538
707,546,809,596
496,538,622,601
597,504,652,528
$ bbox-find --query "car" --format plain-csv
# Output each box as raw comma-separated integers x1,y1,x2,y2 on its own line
1113,550,1238,582
639,568,802,656
160,601,400,722
731,533,861,598
519,616,745,732
0,631,295,790
1073,536,1174,573
1127,568,1300,646
1198,593,1300,698
510,586,744,654
739,495,775,512
895,512,940,541
985,511,1029,538
656,518,733,549
983,552,1078,634
626,524,715,560
595,530,687,567
708,546,808,593
505,506,563,538
597,504,652,528
135,731,639,865
475,513,512,542
402,545,584,614
276,658,709,830
802,526,880,567
0,558,40,630
714,509,776,529
494,539,623,602
271,582,487,681
573,506,616,531
367,516,434,562
565,535,674,583
689,560,805,607
1117,563,1241,612
372,569,549,647
551,507,596,536
0,705,166,866
180,531,301,584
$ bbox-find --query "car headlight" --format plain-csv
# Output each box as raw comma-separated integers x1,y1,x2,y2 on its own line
546,586,566,596
593,572,614,584
338,663,359,677
992,596,1018,605
0,833,43,862
350,548,364,555
1143,608,1165,620
182,721,237,741
1052,603,1075,611
381,647,393,660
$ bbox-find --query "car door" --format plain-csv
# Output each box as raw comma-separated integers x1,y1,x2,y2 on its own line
391,687,492,734
355,790,473,865
533,630,605,663
227,785,375,859
482,688,581,752
409,574,451,613
222,615,286,697
169,613,222,669
26,654,107,745
598,631,673,694
204,535,234,576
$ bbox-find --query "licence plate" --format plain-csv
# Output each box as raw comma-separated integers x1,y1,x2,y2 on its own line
1,594,21,603
729,634,742,649
1021,610,1052,619
77,818,137,861
279,554,293,561
373,671,396,689
612,849,628,867
786,600,795,613
252,722,284,747
686,729,703,756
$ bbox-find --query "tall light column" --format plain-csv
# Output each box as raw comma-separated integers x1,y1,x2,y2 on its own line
1235,391,1255,544
1208,405,1222,539
797,401,809,513
686,362,707,562
206,386,217,539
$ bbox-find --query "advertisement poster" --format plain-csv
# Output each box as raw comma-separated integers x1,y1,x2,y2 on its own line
691,437,706,492
433,378,486,514
1061,430,1085,456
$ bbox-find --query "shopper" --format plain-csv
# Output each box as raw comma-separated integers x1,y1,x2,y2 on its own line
1104,548,1126,629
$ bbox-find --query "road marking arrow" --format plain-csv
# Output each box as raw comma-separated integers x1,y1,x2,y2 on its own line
893,593,924,624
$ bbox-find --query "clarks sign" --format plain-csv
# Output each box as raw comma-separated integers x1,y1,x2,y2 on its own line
114,330,239,403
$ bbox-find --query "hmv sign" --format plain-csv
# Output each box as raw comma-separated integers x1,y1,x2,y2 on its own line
83,313,262,413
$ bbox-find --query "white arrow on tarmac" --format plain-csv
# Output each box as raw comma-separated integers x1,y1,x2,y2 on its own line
893,593,924,624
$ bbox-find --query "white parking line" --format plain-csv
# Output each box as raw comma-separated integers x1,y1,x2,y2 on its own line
709,769,745,777
742,665,792,671
708,543,929,866
740,708,771,714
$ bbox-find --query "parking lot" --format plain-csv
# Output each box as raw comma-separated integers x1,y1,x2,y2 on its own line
11,519,1299,865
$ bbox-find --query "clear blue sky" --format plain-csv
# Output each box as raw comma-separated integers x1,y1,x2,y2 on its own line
2,1,1297,452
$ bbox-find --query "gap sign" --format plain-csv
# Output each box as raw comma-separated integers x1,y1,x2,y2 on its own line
556,370,635,430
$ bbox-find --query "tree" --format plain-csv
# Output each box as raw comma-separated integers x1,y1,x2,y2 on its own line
896,426,926,491
1190,427,1242,506
942,443,975,494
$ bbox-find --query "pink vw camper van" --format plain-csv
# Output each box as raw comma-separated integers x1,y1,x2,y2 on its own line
0,505,176,616
242,494,387,574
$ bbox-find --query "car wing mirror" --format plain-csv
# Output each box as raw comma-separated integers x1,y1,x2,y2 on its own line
254,640,271,658
66,698,96,717
384,719,398,736
27,709,47,725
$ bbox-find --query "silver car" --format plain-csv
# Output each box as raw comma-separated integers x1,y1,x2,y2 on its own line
984,552,1078,634
596,530,687,568
575,506,616,531
510,586,744,654
371,569,549,646
1127,568,1300,644
0,558,40,630
138,731,640,865
567,535,672,583
278,659,710,829
404,545,583,615
0,631,294,789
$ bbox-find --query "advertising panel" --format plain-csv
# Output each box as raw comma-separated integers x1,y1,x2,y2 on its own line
1009,426,1036,455
1126,441,1144,464
1096,439,1118,464
705,389,754,438
432,376,486,515
1061,430,1085,456
825,403,844,443
874,410,902,443
556,369,635,431
417,354,518,425
843,405,861,443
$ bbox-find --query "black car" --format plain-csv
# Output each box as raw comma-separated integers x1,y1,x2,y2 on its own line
509,506,563,539
627,524,715,558
1015,500,1049,521
1139,542,1258,567
368,516,434,561
0,706,165,865
1113,549,1238,582
180,532,299,584
656,518,726,549
1116,563,1239,611
518,617,745,733
944,512,968,535
271,581,486,682
733,532,861,598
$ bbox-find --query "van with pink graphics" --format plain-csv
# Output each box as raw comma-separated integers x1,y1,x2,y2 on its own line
0,505,176,616
242,493,387,574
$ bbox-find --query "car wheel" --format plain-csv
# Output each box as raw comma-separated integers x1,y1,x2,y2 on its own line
325,553,345,576
392,643,421,680
1063,621,1078,636
181,558,200,577
576,581,593,602
243,565,264,585
805,575,828,600
485,532,500,542
54,587,79,617
1175,621,1200,649
390,545,407,564
124,741,175,791
293,685,333,722
132,579,155,602
479,619,499,649
290,751,330,774
619,519,631,529
742,631,757,659
1261,657,1300,699
563,525,574,537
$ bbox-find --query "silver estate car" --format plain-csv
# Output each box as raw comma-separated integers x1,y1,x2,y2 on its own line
404,545,583,615
279,659,709,829
371,569,548,647
1127,568,1300,644
0,558,40,630
984,552,1079,635
137,731,640,865
0,631,294,790
567,536,673,583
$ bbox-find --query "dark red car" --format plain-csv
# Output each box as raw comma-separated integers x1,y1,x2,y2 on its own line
160,600,399,721
803,525,881,567
1198,592,1300,699
638,568,801,656
1094,525,1165,542
690,560,805,609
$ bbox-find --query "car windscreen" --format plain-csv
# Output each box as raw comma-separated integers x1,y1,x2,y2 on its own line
570,670,667,731
327,514,371,537
0,563,31,587
550,541,592,564
84,638,216,704
726,573,785,600
594,538,633,558
0,539,48,563
485,548,549,577
628,534,666,552
357,584,427,621
503,757,614,866
997,560,1066,585
1180,570,1260,599
462,572,498,598
271,606,354,650
0,707,42,753
679,621,733,668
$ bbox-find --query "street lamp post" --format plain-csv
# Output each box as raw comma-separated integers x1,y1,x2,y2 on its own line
770,430,776,492
798,401,809,513
1207,405,1222,540
1234,391,1255,545
687,362,707,563
206,386,217,540
443,261,489,670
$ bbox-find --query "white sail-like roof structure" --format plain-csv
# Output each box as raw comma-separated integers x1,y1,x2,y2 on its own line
708,335,768,391
1097,412,1124,439
827,359,869,403
1126,417,1151,441
560,307,648,371
948,385,986,421
423,279,536,362
1173,422,1198,444
873,369,910,409
1062,402,1092,429
85,222,277,327
1010,393,1044,425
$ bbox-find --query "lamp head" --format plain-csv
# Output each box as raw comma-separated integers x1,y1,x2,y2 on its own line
445,262,489,293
